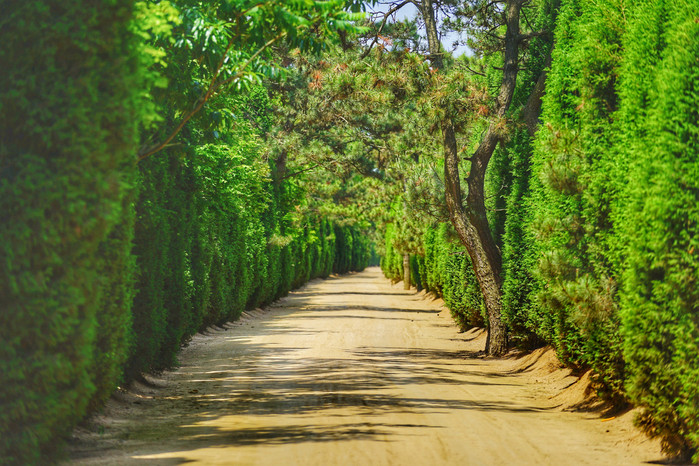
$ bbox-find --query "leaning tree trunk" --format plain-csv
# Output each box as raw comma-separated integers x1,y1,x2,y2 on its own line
419,0,526,356
443,120,507,355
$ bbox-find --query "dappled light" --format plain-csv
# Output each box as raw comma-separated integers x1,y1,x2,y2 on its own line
68,269,662,465
3,0,697,463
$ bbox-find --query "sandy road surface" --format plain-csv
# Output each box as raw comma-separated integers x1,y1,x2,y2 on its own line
68,267,664,465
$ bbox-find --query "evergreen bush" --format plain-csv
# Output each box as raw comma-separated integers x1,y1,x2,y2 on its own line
0,1,142,462
617,0,699,458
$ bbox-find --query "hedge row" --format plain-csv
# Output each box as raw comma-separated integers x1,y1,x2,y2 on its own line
381,0,699,458
0,2,373,464
128,139,370,380
0,2,143,463
382,223,484,331
511,0,699,457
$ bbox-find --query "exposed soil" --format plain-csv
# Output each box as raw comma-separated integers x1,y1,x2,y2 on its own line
66,267,666,465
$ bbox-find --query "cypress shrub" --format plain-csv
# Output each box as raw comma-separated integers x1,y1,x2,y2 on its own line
412,224,484,329
320,218,336,277
349,225,371,272
279,241,294,296
500,130,542,348
86,171,138,413
128,154,172,377
157,153,198,368
422,225,444,295
380,223,403,281
309,220,326,279
497,0,557,348
527,0,627,391
291,226,314,288
333,224,353,274
410,254,426,291
442,251,485,331
617,0,699,458
188,204,213,335
245,215,271,309
0,1,141,462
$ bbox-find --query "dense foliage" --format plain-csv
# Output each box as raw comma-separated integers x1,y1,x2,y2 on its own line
0,1,372,464
0,2,143,462
513,0,698,456
2,0,698,462
615,0,699,456
362,0,698,459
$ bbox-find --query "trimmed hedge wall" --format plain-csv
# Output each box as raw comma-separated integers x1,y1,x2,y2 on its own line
520,0,699,456
0,3,374,464
0,1,142,463
379,0,699,457
615,0,699,457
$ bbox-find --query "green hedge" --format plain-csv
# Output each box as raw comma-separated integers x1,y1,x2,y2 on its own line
381,224,484,330
616,0,699,458
424,224,485,330
380,222,403,281
523,0,628,390
521,0,699,456
0,1,142,463
0,4,375,463
126,130,372,378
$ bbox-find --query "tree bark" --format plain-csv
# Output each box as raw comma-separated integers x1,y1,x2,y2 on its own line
522,51,553,136
419,0,526,356
443,119,507,355
403,254,411,290
273,149,288,189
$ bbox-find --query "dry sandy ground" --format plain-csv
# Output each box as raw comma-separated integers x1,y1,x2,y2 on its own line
66,267,668,465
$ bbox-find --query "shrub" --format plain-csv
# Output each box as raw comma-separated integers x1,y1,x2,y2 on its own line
0,1,142,462
617,0,699,458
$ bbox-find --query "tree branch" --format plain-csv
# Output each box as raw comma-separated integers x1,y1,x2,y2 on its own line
518,30,549,41
279,163,320,181
137,32,286,162
464,64,487,77
360,0,411,59
484,29,506,43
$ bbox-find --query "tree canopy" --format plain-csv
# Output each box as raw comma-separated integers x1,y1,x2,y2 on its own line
1,0,698,462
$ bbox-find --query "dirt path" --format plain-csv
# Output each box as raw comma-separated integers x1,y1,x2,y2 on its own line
68,267,664,465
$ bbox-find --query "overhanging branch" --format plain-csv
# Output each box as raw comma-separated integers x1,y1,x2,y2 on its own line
137,32,286,162
360,1,411,59
279,163,321,181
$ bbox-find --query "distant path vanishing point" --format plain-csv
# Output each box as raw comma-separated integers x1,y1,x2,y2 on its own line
68,267,662,465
